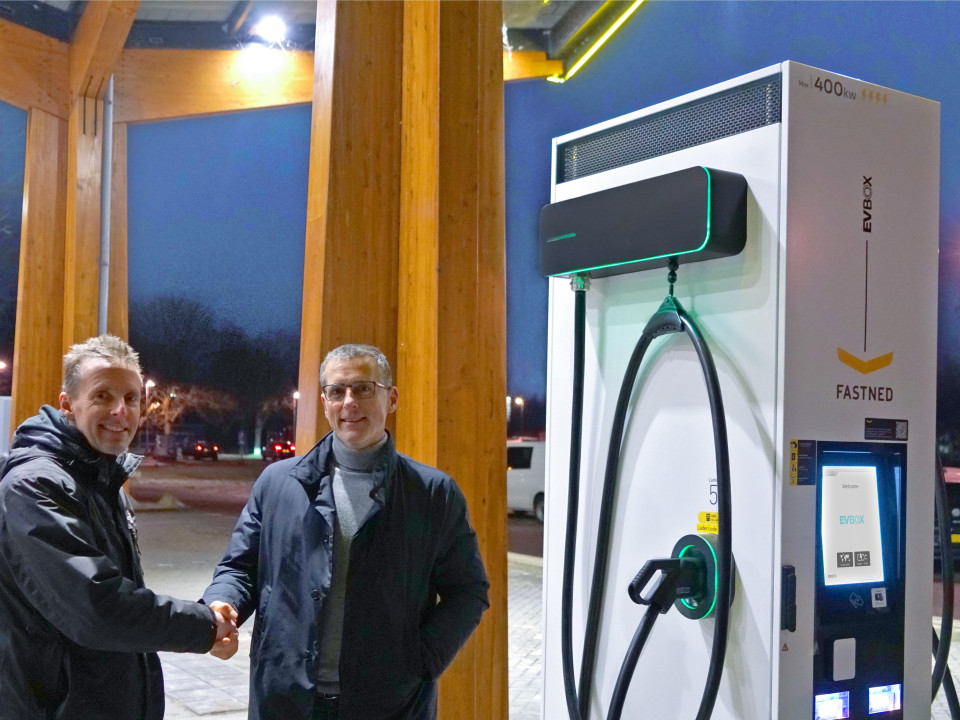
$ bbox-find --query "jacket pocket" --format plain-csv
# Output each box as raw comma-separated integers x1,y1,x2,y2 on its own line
250,584,272,660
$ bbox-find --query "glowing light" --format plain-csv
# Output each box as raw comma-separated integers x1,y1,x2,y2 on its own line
252,15,286,44
237,43,287,80
550,0,646,84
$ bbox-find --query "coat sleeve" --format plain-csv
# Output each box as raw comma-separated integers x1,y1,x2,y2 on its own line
418,479,490,679
0,471,216,654
201,470,267,625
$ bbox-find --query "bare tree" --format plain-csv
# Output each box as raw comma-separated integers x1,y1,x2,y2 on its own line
144,382,237,453
254,392,296,454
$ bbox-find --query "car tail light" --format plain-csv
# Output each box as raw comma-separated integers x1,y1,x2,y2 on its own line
274,444,282,451
196,445,202,451
291,445,296,451
213,445,219,452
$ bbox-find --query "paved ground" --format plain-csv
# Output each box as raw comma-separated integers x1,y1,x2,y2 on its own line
137,506,544,719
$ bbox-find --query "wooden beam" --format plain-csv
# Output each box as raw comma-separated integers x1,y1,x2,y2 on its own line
503,49,563,82
62,96,104,351
12,108,67,430
114,48,315,124
69,1,138,101
108,122,129,339
0,18,69,117
108,45,551,126
110,45,556,126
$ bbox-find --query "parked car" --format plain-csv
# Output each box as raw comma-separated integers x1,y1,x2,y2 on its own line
263,437,296,462
186,439,219,461
507,439,545,522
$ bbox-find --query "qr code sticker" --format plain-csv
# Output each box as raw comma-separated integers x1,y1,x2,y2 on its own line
895,421,908,440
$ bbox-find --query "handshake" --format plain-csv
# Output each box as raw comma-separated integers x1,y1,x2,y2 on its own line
209,601,240,660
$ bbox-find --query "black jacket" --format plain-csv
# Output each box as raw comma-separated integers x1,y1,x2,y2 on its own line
203,432,490,720
0,406,217,720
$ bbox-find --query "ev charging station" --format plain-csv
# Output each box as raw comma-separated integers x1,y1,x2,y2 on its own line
540,62,940,719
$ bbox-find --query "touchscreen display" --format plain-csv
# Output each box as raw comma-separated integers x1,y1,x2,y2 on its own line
821,465,884,586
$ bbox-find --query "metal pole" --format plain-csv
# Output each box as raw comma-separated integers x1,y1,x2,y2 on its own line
97,76,114,336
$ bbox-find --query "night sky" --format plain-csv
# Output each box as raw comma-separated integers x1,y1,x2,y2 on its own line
2,1,960,426
127,104,311,338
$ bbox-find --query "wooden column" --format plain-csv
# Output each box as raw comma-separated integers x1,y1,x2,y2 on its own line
296,0,404,449
108,122,129,339
396,0,441,464
62,95,104,350
12,109,67,429
61,0,137,350
298,1,507,717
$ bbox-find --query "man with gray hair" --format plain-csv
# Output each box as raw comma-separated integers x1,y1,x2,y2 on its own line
204,343,490,720
0,334,237,720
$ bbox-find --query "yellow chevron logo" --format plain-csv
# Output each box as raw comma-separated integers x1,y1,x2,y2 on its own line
837,348,893,374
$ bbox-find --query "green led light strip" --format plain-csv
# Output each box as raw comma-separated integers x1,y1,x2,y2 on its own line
546,232,577,243
678,538,719,618
548,166,713,277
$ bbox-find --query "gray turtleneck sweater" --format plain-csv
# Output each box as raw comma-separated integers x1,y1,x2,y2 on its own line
316,433,390,694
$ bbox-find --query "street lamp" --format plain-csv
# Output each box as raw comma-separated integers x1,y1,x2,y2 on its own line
292,390,300,442
143,379,155,454
514,396,525,437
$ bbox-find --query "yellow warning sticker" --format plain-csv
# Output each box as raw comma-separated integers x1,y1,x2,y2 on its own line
698,512,719,523
788,440,799,486
697,522,719,534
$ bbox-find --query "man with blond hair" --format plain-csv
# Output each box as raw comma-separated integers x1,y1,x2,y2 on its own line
0,334,236,719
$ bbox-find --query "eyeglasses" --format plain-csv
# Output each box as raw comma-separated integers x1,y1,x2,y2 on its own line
321,380,389,402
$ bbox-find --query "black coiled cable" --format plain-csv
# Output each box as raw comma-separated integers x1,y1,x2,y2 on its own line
561,268,733,719
561,279,588,720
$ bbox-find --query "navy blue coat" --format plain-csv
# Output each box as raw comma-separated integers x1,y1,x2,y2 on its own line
203,432,490,720
0,407,217,719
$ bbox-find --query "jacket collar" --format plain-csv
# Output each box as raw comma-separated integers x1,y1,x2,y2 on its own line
290,430,398,502
2,405,142,494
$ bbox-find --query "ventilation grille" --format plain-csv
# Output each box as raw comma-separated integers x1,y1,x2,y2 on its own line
558,75,782,183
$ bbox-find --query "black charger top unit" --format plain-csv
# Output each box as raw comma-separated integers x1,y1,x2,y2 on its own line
539,166,747,279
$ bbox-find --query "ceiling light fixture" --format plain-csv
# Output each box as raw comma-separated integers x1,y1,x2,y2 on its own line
252,15,286,45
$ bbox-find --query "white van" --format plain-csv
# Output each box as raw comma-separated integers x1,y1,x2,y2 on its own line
506,439,545,522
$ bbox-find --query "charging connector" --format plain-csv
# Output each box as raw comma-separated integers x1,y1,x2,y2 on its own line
628,556,706,613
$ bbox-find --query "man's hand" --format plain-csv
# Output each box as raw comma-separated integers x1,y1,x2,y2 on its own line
209,601,239,660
